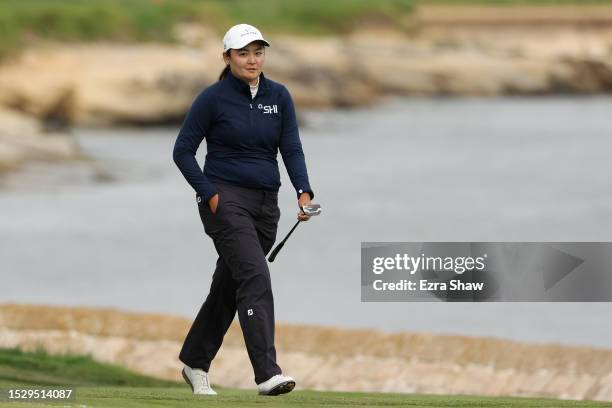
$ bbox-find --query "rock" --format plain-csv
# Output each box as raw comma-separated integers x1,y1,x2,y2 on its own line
0,44,219,126
1,23,612,126
0,108,80,171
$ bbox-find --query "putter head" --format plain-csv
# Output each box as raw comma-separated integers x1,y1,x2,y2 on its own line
302,203,322,216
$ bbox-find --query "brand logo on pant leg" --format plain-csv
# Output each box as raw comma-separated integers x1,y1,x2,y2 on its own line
197,196,202,203
247,309,253,316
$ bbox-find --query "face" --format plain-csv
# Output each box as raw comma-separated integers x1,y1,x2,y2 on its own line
223,41,266,85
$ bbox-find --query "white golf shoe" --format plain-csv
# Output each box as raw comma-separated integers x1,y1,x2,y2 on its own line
181,366,217,395
257,374,296,396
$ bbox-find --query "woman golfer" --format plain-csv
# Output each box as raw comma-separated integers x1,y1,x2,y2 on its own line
173,23,315,396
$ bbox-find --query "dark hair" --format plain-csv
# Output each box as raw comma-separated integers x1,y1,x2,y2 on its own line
219,51,231,81
219,65,231,81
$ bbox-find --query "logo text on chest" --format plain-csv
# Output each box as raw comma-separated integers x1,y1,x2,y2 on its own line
257,104,278,114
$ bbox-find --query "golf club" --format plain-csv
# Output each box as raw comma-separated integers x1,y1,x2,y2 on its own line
268,204,321,262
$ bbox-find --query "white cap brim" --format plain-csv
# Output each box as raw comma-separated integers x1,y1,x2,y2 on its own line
224,38,270,53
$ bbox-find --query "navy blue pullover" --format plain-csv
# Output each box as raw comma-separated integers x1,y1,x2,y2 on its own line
173,71,314,203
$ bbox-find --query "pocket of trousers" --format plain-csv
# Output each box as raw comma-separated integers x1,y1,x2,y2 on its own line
196,192,223,216
197,195,221,238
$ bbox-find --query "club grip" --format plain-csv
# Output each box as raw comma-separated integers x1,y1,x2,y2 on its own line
267,242,285,263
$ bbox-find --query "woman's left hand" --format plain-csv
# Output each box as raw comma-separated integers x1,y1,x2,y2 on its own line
297,192,311,221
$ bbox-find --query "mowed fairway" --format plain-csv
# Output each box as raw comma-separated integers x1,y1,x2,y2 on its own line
1,348,609,408
4,387,612,408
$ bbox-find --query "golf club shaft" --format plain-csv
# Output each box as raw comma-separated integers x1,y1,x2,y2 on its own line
267,220,301,262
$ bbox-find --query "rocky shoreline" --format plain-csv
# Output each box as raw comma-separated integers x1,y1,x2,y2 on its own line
1,304,612,402
1,6,612,172
0,109,81,173
2,29,612,127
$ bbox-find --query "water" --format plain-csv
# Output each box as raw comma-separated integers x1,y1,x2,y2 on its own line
2,97,612,349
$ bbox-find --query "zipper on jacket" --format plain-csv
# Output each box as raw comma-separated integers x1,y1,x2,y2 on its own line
249,88,257,126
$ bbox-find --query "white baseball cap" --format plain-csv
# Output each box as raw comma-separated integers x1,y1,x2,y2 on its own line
223,24,270,53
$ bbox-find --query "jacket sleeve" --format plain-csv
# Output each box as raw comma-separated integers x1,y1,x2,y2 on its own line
278,86,315,200
172,89,218,202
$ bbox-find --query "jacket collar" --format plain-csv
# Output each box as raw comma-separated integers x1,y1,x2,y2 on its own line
225,70,269,98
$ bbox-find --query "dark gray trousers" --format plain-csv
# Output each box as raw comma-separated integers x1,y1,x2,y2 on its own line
179,183,282,384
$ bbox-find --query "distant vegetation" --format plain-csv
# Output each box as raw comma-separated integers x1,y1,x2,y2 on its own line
0,0,411,59
1,0,612,59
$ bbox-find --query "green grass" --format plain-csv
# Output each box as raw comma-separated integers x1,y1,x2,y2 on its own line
3,387,612,408
1,347,611,407
0,0,413,60
2,0,612,60
421,0,612,3
0,347,179,388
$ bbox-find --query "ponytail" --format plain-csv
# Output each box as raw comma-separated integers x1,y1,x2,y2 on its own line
219,64,230,81
219,51,231,81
